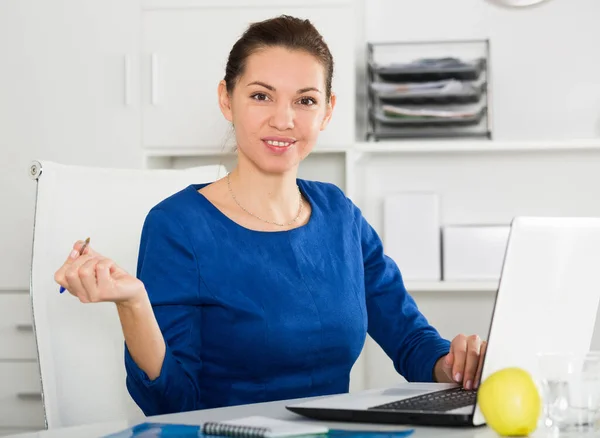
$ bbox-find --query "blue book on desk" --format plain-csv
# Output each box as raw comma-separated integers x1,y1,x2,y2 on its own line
103,416,414,438
104,422,201,437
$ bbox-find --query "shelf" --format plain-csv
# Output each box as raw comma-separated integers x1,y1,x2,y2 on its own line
354,139,600,154
144,146,349,157
143,140,600,158
405,281,498,293
145,148,236,157
365,130,490,142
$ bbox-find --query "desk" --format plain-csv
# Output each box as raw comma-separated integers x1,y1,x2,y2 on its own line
2,396,557,438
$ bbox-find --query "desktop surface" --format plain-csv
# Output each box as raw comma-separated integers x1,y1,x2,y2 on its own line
1,393,561,438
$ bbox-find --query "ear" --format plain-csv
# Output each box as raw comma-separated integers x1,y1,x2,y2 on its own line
218,80,233,123
320,91,336,131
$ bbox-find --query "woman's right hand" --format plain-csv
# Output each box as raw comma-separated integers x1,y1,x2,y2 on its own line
54,240,147,306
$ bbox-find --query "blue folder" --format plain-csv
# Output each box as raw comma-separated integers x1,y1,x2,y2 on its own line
104,422,414,438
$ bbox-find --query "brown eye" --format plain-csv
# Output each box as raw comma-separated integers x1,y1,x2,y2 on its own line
299,97,317,106
251,93,269,101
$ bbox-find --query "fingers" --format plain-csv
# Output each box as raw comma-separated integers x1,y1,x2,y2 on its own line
474,340,488,389
54,241,135,304
59,254,108,303
62,254,98,301
79,257,103,302
448,334,485,390
61,254,90,299
463,335,482,390
55,240,99,290
96,259,116,299
444,350,454,370
55,242,84,283
73,239,95,257
441,350,455,382
64,240,90,262
451,335,468,384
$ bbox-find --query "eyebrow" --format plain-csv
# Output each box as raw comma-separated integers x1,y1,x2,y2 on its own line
246,81,321,94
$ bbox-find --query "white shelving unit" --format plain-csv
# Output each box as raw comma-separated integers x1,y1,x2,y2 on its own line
353,139,600,154
144,138,600,202
144,146,351,158
144,139,600,160
405,281,498,293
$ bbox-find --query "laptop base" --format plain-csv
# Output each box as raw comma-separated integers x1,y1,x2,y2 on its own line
286,406,475,427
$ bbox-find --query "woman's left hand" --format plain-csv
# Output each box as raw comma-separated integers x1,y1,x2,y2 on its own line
434,334,487,390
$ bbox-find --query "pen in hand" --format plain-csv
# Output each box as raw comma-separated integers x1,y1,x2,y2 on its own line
59,237,90,294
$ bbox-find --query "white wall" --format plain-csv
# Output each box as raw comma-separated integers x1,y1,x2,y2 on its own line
365,0,600,141
355,145,600,388
360,0,600,388
0,0,143,289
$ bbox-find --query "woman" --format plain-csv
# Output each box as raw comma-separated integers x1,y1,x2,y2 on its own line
54,15,486,417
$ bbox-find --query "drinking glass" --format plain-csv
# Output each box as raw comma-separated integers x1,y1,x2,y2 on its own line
537,351,600,434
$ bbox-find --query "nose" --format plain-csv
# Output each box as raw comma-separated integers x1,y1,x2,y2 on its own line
269,101,294,131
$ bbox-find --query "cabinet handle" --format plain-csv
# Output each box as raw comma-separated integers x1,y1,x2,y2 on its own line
124,55,132,106
17,392,42,401
151,53,159,105
15,324,33,332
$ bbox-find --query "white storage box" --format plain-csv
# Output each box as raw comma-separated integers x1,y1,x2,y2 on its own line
383,192,441,281
442,225,510,281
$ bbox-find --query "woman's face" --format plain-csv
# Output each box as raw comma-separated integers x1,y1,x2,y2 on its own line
218,46,335,175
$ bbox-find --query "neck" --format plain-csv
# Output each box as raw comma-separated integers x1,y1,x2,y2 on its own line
227,162,301,225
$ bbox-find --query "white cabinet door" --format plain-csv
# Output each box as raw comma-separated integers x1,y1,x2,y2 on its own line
141,2,356,151
0,293,36,360
0,363,44,428
0,0,142,289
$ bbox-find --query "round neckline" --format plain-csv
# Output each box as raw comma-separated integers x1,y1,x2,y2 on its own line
189,179,316,235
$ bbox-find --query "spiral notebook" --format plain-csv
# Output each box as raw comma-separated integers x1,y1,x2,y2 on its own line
103,416,414,438
207,416,329,437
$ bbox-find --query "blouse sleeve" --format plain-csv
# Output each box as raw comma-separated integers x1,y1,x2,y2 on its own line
347,192,451,382
124,208,205,415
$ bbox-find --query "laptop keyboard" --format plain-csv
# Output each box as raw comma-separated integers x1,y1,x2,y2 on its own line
368,387,477,413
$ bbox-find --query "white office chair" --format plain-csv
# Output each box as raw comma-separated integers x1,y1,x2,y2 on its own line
29,160,226,429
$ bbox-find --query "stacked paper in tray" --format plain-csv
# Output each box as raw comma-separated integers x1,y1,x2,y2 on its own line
381,103,485,120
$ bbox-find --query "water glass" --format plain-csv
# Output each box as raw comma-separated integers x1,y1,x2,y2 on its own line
537,351,600,434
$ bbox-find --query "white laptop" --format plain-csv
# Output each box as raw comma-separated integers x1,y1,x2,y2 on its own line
287,217,600,427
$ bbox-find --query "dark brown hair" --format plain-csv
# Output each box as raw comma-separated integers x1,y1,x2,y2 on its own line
224,15,334,101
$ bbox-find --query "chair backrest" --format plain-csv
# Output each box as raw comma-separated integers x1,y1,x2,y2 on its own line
29,160,226,429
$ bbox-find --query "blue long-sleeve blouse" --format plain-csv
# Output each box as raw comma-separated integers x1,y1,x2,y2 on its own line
124,180,450,416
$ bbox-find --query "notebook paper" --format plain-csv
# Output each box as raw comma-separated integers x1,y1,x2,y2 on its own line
103,417,414,438
219,416,328,437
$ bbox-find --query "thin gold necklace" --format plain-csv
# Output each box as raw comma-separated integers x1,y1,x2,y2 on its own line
226,172,303,227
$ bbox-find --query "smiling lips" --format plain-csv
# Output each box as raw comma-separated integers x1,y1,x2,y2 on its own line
262,137,296,148
262,137,296,154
